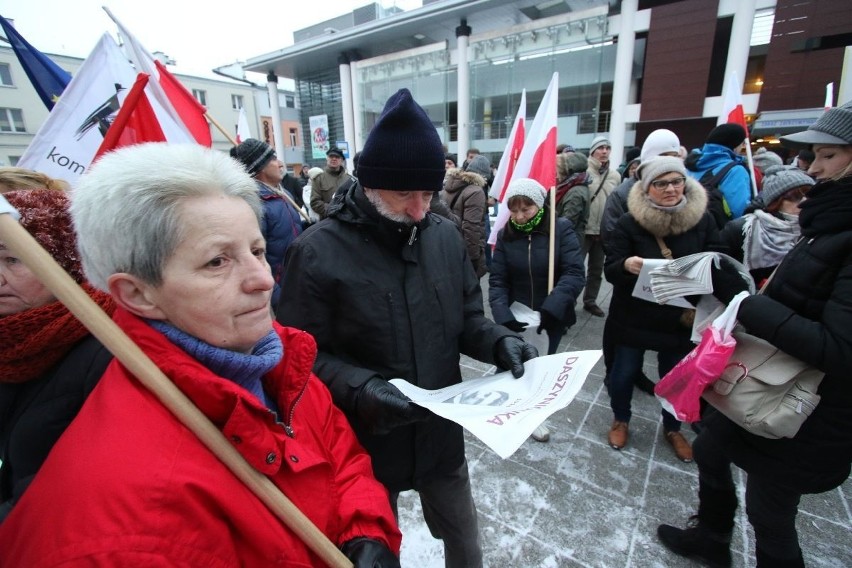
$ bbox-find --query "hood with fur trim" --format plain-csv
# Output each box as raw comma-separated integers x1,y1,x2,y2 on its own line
627,176,708,237
443,167,486,193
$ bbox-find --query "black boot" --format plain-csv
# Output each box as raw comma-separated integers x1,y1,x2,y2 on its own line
755,546,804,568
657,517,732,568
657,485,737,568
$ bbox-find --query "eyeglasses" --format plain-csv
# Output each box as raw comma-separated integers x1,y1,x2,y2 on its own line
650,177,686,190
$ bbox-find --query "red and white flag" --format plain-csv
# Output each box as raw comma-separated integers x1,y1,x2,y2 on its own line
105,7,212,146
236,107,252,144
718,71,747,130
825,82,834,111
93,73,167,160
489,90,526,204
489,73,559,244
17,34,192,185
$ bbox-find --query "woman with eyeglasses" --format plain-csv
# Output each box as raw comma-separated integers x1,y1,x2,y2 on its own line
719,165,815,287
603,156,722,462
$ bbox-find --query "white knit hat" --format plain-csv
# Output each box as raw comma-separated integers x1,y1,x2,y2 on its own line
637,157,688,192
589,135,611,155
504,178,546,208
639,129,681,164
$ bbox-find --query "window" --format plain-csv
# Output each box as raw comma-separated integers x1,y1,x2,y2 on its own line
285,94,295,108
289,127,298,146
7,156,20,166
192,89,207,106
0,64,12,87
0,108,26,133
231,94,244,110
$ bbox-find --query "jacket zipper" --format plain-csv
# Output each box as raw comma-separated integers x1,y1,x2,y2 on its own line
527,235,535,308
282,379,310,438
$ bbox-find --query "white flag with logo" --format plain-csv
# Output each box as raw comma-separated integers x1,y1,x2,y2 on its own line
18,34,193,185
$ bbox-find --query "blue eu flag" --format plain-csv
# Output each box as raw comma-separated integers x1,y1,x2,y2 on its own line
1,15,72,110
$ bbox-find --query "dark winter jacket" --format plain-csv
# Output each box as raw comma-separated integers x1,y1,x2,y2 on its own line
685,143,751,218
0,335,111,523
257,181,303,307
705,175,852,494
489,214,585,329
600,176,634,250
276,183,514,492
604,178,721,352
554,174,591,243
441,168,488,278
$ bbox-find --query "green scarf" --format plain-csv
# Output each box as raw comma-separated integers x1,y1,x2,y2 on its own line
509,207,546,233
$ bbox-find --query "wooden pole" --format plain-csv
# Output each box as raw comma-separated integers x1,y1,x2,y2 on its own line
548,185,556,293
743,138,759,199
0,197,352,568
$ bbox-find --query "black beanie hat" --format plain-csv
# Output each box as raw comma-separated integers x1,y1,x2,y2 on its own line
705,123,747,150
229,138,275,177
357,89,446,191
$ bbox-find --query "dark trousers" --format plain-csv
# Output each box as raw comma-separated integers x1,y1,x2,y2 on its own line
694,429,805,564
609,345,684,431
581,234,605,306
389,460,483,568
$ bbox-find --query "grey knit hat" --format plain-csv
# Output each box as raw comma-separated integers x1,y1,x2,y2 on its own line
782,100,852,146
759,165,815,205
637,156,687,192
589,136,611,154
752,147,784,172
504,178,546,208
230,139,275,177
558,151,588,178
465,154,491,178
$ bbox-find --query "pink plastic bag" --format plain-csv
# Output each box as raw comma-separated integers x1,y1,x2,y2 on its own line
654,293,747,422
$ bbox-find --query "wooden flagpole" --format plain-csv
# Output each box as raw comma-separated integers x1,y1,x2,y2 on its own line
0,197,351,568
548,185,556,293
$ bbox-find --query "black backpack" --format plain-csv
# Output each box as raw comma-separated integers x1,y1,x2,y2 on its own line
697,161,742,229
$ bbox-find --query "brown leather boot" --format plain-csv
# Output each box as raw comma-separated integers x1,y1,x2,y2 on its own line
608,420,628,450
665,431,693,462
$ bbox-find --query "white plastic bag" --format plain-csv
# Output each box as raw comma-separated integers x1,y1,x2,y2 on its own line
509,302,549,356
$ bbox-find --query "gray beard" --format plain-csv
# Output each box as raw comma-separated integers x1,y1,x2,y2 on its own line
364,189,416,226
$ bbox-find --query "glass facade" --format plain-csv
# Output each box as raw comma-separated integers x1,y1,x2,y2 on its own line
296,67,345,166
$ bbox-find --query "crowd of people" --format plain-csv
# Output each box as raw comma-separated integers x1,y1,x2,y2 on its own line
0,88,849,568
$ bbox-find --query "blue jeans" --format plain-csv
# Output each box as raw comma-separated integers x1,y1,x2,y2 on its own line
609,345,685,431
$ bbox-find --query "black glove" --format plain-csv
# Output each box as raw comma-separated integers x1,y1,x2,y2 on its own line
503,319,528,333
355,378,431,435
536,310,560,335
495,336,539,379
341,537,400,568
711,259,751,304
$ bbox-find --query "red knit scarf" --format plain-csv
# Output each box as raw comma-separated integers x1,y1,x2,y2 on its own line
0,284,115,383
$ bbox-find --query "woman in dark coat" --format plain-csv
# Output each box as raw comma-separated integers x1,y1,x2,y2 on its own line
489,177,586,356
658,101,852,568
0,189,114,523
604,157,721,463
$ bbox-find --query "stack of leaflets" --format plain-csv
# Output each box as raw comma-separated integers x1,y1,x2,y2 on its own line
648,252,754,304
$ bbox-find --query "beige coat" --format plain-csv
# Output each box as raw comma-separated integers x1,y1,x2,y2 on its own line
585,157,621,236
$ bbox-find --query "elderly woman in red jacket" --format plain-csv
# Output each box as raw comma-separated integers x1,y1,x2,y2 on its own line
0,143,401,567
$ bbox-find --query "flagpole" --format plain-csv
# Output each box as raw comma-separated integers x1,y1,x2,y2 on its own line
743,138,759,199
0,196,352,568
208,112,312,224
547,185,556,294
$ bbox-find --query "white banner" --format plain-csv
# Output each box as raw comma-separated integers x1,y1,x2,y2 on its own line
391,350,601,459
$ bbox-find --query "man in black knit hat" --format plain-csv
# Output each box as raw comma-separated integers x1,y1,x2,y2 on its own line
685,122,751,222
277,88,538,568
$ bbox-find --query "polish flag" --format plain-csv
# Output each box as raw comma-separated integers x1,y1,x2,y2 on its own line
489,90,526,204
236,107,252,144
489,73,559,244
718,71,747,130
93,73,167,160
105,7,212,146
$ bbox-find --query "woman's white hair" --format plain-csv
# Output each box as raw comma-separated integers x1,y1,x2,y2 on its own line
71,143,262,290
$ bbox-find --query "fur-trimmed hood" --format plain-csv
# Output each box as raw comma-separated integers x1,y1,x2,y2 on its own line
443,167,486,193
627,177,708,237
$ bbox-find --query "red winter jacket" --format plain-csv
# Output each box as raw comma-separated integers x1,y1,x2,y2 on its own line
0,309,400,567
